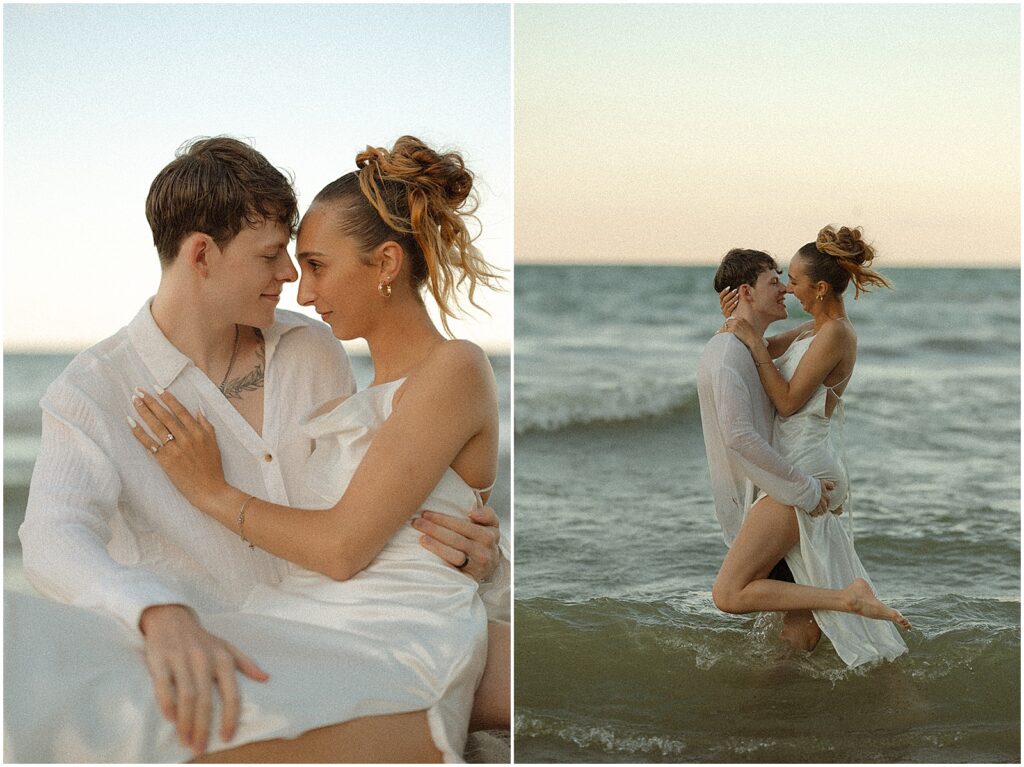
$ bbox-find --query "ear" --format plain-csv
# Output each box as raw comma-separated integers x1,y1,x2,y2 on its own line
737,283,753,301
815,280,830,299
375,240,404,285
180,233,215,278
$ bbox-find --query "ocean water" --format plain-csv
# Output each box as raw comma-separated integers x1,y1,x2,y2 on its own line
3,350,511,591
514,265,1020,763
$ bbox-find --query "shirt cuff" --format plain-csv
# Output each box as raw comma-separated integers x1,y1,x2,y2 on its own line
73,582,191,640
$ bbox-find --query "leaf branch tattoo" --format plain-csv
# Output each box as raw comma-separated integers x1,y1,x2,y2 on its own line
222,329,265,400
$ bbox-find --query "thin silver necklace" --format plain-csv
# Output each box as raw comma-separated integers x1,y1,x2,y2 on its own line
218,325,241,394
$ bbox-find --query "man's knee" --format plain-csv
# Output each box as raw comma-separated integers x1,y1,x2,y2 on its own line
781,612,821,652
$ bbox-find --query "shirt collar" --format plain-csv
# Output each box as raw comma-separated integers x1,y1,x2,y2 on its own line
126,299,307,389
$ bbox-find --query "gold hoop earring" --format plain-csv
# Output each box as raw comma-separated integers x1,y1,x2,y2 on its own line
816,294,823,302
378,281,392,298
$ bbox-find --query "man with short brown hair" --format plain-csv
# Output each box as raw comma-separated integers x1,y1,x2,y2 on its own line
146,136,301,265
697,248,829,651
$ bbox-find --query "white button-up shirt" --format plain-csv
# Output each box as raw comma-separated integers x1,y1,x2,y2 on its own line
696,333,820,546
20,302,359,632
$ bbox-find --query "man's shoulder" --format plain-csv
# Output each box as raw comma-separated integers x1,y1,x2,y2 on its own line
35,327,143,421
701,331,730,353
706,331,746,350
697,333,757,393
698,332,747,369
51,327,133,391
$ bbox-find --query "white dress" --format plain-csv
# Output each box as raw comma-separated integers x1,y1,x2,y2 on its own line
4,378,488,763
770,334,908,667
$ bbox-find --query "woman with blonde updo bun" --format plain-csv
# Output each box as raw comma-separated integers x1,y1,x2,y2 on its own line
132,136,507,761
713,226,909,668
798,225,893,299
338,135,500,336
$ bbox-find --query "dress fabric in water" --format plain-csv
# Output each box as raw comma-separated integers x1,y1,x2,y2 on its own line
4,378,488,763
770,334,908,667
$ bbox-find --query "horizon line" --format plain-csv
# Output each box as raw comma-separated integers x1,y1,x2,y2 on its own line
515,261,1020,269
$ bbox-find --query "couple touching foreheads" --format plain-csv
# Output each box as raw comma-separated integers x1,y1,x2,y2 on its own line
697,229,911,667
8,135,509,762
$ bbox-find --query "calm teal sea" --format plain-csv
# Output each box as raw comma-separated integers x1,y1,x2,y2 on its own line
515,265,1020,763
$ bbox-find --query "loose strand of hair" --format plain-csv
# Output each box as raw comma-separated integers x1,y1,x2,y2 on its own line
351,140,503,334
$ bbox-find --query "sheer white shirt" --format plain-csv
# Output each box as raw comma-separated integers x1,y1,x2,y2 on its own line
696,332,821,546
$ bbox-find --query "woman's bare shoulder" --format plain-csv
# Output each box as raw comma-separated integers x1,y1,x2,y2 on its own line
396,340,496,408
807,319,857,367
816,318,856,344
423,340,494,382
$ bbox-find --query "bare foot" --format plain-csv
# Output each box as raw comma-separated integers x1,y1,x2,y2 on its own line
844,579,911,629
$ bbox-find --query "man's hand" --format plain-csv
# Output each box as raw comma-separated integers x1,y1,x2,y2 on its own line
809,479,836,517
412,505,502,583
139,604,269,757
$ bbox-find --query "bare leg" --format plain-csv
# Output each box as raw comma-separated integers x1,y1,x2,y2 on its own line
781,609,821,652
469,622,510,731
712,496,910,629
193,710,443,764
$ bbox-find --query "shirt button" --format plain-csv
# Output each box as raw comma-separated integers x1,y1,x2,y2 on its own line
264,453,273,463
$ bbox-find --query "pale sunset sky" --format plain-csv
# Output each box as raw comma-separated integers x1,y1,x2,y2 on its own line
515,4,1020,266
4,4,511,352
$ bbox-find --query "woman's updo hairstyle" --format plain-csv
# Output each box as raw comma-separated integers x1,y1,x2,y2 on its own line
312,135,500,334
797,225,892,299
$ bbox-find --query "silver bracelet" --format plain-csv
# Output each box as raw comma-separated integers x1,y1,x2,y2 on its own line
237,495,256,549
